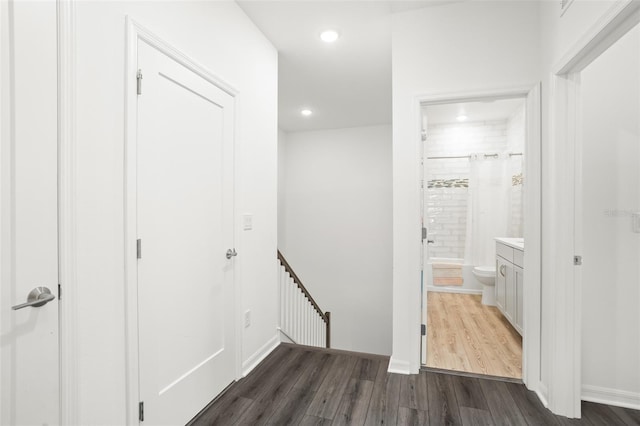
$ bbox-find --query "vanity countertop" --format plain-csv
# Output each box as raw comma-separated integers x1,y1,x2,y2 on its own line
495,237,524,251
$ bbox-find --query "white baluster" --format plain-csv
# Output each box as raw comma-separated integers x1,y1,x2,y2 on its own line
287,277,293,338
293,289,300,343
297,290,302,343
308,305,312,346
298,290,303,343
291,284,296,342
278,265,285,329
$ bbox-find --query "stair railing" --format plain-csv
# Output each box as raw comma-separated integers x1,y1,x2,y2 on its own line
277,250,330,348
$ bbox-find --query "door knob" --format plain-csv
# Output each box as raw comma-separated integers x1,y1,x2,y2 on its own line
12,286,56,310
226,248,238,259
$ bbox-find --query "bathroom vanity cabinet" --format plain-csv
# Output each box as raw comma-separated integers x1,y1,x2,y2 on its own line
495,238,524,335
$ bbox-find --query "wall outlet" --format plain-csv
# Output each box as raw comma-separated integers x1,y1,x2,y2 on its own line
244,310,251,328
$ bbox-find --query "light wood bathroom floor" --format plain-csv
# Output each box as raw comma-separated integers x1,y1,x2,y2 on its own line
425,292,522,379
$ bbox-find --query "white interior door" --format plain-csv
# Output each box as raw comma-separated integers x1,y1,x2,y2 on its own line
578,23,640,407
0,1,59,425
136,40,236,425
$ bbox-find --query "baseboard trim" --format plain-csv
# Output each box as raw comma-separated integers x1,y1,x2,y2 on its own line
582,384,640,410
388,357,411,375
242,334,280,377
427,286,483,295
535,382,549,408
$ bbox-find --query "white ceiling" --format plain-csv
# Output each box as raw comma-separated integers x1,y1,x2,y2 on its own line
423,98,525,125
237,1,449,133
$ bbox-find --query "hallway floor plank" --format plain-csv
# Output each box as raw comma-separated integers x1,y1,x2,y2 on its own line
189,343,639,426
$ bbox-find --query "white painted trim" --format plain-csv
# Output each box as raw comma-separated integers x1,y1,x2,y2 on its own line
123,17,241,426
241,335,280,377
417,85,542,398
388,357,411,375
560,0,576,18
415,85,530,107
582,385,640,411
536,382,549,408
554,0,640,75
57,0,78,424
232,91,242,383
0,2,11,424
522,82,542,393
130,19,238,97
550,1,640,419
547,72,581,418
425,286,482,295
277,328,296,344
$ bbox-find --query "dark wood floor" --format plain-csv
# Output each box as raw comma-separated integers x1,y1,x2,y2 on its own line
190,343,640,426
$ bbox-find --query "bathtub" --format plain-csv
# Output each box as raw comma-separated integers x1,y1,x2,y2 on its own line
425,257,483,294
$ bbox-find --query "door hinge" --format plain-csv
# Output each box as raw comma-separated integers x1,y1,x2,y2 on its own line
58,283,62,300
139,401,144,421
137,69,143,95
573,255,582,266
421,324,426,336
137,239,142,259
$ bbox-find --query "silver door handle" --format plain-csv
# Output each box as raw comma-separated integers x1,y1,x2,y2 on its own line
427,240,435,244
500,265,506,277
12,286,56,310
226,248,237,259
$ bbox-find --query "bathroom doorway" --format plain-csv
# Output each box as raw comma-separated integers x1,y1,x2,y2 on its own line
418,88,541,383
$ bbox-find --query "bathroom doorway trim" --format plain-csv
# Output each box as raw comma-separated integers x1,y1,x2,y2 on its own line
550,0,640,419
415,84,542,399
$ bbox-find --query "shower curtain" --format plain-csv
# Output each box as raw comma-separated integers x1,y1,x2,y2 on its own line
464,153,510,266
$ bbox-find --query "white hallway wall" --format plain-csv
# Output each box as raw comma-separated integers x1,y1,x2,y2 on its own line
279,125,393,356
73,2,277,423
390,0,541,374
392,0,636,414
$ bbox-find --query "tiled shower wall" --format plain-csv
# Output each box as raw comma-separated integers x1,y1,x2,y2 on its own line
424,116,524,260
507,104,525,237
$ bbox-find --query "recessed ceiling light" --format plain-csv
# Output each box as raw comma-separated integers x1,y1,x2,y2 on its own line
320,30,339,43
301,109,313,116
456,114,468,122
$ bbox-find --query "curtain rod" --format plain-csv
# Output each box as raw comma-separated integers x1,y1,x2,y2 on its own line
426,152,523,160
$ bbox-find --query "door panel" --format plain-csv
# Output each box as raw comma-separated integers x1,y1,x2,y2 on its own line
514,266,523,334
0,1,59,425
136,41,236,425
578,24,640,399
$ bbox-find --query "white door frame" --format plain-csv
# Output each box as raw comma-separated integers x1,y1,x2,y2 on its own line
2,1,75,424
416,84,543,394
58,0,79,423
549,0,640,418
123,18,242,425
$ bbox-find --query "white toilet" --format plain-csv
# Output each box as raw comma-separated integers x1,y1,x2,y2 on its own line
473,266,496,306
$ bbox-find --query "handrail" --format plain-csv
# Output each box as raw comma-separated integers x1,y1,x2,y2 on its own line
277,250,331,348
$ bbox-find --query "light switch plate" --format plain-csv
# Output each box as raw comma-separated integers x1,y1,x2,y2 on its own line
243,214,253,231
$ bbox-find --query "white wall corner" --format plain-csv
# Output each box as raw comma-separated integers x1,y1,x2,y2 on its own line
277,327,295,344
242,334,280,377
387,357,412,375
582,385,640,411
